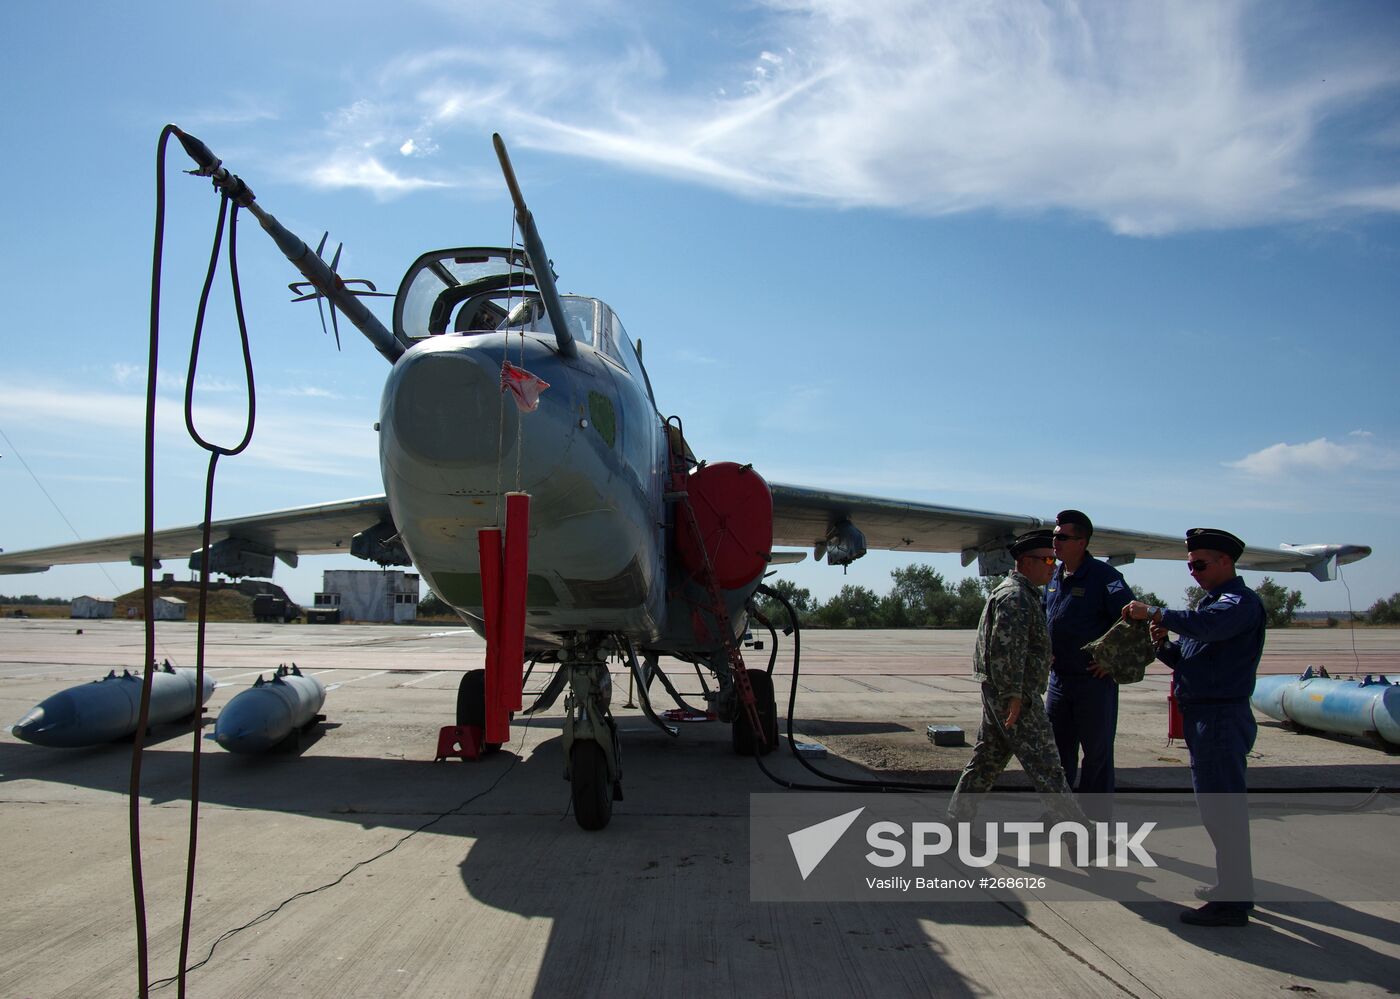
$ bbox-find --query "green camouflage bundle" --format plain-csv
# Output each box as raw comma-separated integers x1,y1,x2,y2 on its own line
1081,617,1155,684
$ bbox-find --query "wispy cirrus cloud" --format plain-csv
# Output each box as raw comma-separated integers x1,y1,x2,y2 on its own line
291,0,1400,233
0,378,374,479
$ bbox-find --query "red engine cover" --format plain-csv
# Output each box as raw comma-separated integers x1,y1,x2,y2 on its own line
676,462,773,590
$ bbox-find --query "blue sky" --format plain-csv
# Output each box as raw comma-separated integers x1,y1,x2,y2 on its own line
1,0,1398,614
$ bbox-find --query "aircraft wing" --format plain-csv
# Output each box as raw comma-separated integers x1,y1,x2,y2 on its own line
768,483,1371,582
0,496,391,574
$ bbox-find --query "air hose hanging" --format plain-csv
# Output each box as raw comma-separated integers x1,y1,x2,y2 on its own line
132,124,258,999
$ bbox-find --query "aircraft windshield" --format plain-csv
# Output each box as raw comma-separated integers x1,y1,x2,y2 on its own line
499,296,596,347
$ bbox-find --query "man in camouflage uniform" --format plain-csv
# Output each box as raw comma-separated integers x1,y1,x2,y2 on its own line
949,530,1088,824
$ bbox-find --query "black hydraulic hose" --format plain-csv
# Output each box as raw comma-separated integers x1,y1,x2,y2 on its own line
131,121,183,999
174,195,257,999
138,124,259,999
757,583,957,791
746,604,780,676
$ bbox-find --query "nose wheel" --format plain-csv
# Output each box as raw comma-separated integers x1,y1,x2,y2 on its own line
570,739,615,830
562,658,622,830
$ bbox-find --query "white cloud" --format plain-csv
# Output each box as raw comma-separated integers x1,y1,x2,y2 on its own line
274,385,342,400
310,1,1400,234
1225,434,1400,490
1227,438,1365,476
309,154,453,197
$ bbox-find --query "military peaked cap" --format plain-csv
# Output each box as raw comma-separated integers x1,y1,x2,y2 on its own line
1009,529,1055,558
1185,527,1245,560
1055,509,1093,539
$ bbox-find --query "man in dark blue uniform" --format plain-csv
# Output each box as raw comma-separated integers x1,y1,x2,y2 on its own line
1045,510,1133,816
1123,528,1265,927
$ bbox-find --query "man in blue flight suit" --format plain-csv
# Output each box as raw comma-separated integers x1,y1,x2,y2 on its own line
1045,510,1133,818
1123,528,1265,927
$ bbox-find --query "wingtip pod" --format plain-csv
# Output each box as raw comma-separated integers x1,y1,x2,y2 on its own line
1275,543,1373,582
214,664,326,755
10,665,213,748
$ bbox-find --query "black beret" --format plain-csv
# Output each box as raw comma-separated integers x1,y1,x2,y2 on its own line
1055,509,1093,539
1185,528,1245,560
1010,529,1056,558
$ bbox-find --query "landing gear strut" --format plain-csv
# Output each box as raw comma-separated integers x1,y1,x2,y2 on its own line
560,640,622,830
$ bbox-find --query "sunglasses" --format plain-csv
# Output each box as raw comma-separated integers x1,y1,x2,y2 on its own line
1026,555,1056,566
1052,534,1084,544
1186,558,1218,573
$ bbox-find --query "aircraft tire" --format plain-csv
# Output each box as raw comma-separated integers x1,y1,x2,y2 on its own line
731,669,778,757
456,669,502,752
570,739,613,831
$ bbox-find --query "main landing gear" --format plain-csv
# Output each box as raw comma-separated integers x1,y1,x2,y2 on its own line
731,668,778,756
456,669,502,753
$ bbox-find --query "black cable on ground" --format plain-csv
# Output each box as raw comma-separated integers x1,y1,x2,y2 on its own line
150,714,534,992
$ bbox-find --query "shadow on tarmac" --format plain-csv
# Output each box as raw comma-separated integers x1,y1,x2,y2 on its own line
3,727,1398,995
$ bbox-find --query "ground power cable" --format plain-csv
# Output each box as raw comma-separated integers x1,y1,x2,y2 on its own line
150,711,535,991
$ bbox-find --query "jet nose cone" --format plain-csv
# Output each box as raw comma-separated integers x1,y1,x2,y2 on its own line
389,344,515,467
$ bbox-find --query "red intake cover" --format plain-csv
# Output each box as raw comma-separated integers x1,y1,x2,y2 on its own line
676,462,773,590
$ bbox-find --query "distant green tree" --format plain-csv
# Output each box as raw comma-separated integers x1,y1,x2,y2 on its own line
0,593,68,606
752,578,815,626
1254,577,1305,628
418,593,452,617
888,564,961,627
954,577,989,627
1131,586,1167,609
1184,585,1207,610
1366,592,1400,625
879,591,914,628
814,584,884,628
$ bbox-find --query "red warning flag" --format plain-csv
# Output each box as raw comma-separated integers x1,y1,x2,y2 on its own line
501,360,550,413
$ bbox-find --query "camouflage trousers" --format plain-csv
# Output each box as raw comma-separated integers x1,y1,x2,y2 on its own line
948,682,1088,825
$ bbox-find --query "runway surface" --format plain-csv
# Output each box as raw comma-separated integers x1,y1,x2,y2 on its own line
2,620,1397,997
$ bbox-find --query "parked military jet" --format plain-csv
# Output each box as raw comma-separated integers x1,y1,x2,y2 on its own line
0,130,1371,828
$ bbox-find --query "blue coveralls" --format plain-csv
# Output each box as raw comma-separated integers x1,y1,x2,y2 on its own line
1045,555,1133,806
1157,577,1266,911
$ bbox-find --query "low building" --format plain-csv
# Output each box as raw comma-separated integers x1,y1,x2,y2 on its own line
316,570,420,623
71,595,115,619
153,596,187,621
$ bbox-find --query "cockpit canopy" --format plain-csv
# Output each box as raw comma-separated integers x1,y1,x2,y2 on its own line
394,247,540,341
393,246,653,402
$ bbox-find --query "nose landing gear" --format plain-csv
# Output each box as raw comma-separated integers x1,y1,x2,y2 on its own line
561,642,622,830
